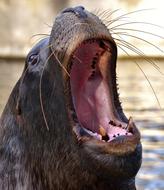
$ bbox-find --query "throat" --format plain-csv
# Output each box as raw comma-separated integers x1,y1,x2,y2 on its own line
73,73,115,135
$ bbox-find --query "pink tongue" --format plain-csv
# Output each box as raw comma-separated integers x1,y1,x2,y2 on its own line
107,126,132,141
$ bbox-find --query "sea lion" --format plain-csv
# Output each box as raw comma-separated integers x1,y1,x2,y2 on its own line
0,6,142,190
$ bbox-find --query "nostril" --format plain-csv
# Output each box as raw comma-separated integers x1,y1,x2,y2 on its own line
75,6,85,11
74,6,87,18
62,7,74,14
62,6,87,19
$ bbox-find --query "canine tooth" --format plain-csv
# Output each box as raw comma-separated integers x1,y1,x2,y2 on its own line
99,126,106,136
84,128,95,135
127,116,134,131
83,128,102,140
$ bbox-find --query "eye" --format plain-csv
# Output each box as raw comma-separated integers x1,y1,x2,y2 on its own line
28,54,39,65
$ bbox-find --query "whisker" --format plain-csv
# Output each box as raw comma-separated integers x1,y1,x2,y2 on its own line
39,51,55,130
111,28,164,40
106,8,155,26
91,8,101,16
113,32,164,54
29,33,50,46
64,86,71,95
117,44,161,109
39,43,53,54
106,9,121,17
106,16,130,27
100,9,120,21
30,37,49,47
52,51,70,77
111,31,130,36
73,55,82,64
114,37,163,74
136,62,162,109
112,33,162,68
30,33,50,40
95,9,111,18
17,42,54,116
43,22,53,28
110,21,164,30
39,46,71,130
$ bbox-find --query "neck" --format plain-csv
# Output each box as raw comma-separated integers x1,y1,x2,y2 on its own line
0,112,137,190
0,89,138,190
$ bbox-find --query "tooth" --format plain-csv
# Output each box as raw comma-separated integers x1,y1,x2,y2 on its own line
128,116,133,125
99,126,107,136
84,128,102,140
84,128,95,135
127,116,134,131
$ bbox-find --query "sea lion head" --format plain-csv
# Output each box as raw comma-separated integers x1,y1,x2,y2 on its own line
49,5,142,180
2,6,142,188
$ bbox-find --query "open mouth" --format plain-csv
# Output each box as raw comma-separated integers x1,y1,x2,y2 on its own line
66,39,140,148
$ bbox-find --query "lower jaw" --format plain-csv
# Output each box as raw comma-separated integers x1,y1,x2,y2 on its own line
81,142,142,178
71,116,140,155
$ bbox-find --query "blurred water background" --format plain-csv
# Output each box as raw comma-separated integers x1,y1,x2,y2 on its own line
0,0,164,189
